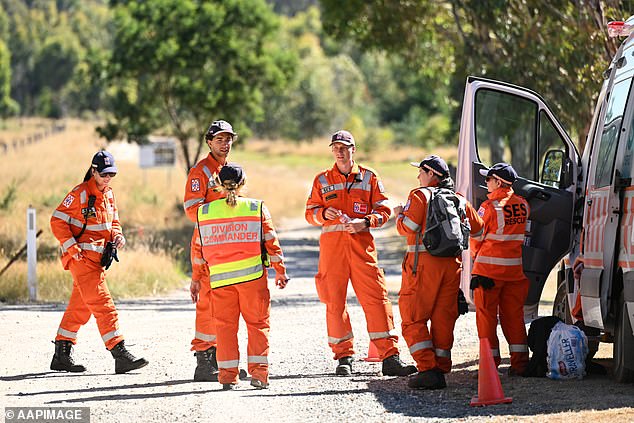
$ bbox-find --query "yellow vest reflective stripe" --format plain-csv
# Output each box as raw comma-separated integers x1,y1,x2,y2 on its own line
197,198,264,289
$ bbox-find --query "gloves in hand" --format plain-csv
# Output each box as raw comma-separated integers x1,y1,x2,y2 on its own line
101,241,119,270
470,274,495,290
457,289,469,315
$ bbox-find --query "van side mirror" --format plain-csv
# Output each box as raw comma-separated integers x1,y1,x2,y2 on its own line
541,149,565,188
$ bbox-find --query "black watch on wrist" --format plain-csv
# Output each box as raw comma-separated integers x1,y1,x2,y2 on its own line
363,217,371,228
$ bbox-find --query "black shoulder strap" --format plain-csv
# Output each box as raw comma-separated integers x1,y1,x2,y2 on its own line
76,195,96,239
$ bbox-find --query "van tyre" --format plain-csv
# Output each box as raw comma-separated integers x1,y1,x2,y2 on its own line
613,292,634,383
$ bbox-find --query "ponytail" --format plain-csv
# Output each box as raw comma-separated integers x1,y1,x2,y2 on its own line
83,167,93,182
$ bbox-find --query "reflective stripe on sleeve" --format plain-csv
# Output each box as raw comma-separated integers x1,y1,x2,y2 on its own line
269,255,283,263
192,257,207,265
185,197,204,209
62,238,76,252
52,210,84,228
264,231,276,241
402,216,421,232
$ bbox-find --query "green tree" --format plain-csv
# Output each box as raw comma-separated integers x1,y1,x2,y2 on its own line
319,0,627,146
98,0,294,171
0,8,18,117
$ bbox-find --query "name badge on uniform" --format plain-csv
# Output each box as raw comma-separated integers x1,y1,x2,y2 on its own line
326,193,338,201
321,185,336,194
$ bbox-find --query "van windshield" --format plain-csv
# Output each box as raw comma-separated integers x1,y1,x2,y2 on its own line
593,78,632,187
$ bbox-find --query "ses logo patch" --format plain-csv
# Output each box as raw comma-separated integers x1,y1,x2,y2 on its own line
62,194,75,208
191,178,201,192
353,202,368,214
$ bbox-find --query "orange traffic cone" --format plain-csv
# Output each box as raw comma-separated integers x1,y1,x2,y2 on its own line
363,340,381,362
470,338,512,407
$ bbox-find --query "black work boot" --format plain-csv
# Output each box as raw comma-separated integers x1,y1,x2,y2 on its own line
382,354,417,376
109,341,149,374
408,369,447,390
194,347,219,382
50,340,86,372
335,356,353,376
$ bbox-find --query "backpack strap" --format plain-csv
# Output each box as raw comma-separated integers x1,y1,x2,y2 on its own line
412,187,435,275
76,195,96,239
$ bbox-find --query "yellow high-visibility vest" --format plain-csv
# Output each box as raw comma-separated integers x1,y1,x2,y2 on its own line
197,197,264,289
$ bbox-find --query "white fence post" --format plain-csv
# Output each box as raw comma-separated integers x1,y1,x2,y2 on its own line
26,206,37,301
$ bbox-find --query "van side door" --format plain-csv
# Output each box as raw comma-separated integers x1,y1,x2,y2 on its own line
456,76,581,311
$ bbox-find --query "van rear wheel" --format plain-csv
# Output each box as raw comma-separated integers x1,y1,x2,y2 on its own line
613,292,634,383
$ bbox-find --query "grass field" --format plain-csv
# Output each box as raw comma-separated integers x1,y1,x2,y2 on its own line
0,118,440,302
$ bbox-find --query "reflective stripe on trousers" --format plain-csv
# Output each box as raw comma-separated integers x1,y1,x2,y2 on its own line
57,327,77,339
195,331,216,342
509,343,529,353
328,332,353,345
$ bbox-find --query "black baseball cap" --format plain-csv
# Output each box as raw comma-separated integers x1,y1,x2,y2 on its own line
479,162,518,184
205,120,236,140
329,130,355,147
410,155,449,178
91,151,118,174
219,163,245,185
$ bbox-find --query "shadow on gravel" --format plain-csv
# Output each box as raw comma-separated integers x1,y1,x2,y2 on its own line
7,379,194,397
249,388,371,398
366,365,634,419
0,372,109,382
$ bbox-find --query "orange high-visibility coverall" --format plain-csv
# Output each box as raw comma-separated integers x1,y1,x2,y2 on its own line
50,177,124,350
193,200,286,385
396,186,483,373
305,163,398,360
471,186,530,373
184,153,225,351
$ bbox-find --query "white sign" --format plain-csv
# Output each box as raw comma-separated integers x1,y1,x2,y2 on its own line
139,138,177,168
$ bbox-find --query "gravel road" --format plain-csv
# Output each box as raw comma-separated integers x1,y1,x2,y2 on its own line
2,223,634,422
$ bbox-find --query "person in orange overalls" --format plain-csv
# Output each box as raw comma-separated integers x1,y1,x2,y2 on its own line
50,151,148,374
305,130,416,377
470,162,530,376
184,120,236,381
191,163,289,390
394,155,483,389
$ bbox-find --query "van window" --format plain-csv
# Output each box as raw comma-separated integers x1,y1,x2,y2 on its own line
594,79,632,187
475,89,536,179
538,111,568,188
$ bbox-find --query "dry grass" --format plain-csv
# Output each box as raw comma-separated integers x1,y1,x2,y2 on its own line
0,118,440,301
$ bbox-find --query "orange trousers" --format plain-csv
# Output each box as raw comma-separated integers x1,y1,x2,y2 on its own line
473,277,530,372
399,252,461,373
55,258,123,350
315,232,398,360
211,274,270,385
191,277,217,351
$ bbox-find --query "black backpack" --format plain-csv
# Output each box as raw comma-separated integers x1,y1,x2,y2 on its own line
421,187,471,257
525,316,562,377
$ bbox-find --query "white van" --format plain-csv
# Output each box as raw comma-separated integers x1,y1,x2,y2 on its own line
456,18,634,383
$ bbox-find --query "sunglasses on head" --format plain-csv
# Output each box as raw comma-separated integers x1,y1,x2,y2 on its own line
99,172,116,178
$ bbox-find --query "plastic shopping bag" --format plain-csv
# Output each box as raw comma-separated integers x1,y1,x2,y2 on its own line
546,321,588,380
